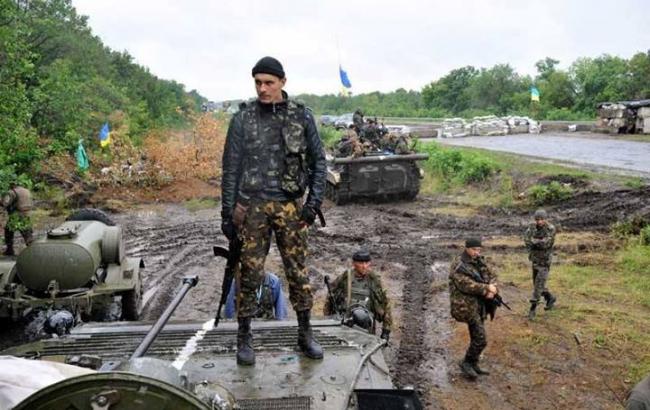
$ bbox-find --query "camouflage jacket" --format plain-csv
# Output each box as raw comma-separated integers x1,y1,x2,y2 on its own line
1,186,32,215
523,222,556,265
324,269,393,331
449,252,497,323
221,91,326,219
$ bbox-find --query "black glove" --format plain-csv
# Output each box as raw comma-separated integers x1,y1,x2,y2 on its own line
300,205,316,226
380,328,390,342
221,219,236,241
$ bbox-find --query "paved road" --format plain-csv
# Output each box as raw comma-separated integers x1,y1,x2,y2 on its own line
433,133,650,176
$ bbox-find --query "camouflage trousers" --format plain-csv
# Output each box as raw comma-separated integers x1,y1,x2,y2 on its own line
237,200,312,317
464,317,487,364
531,263,550,302
4,213,33,251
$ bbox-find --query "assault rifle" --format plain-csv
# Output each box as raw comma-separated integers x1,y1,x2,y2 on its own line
324,275,344,323
213,235,242,328
456,261,511,320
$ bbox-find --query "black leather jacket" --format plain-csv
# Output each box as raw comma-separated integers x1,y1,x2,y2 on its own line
221,95,326,219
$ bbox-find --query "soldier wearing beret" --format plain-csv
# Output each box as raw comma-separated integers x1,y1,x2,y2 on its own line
324,249,392,341
449,238,498,380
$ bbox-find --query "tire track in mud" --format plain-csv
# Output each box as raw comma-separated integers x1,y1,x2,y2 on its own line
115,209,221,319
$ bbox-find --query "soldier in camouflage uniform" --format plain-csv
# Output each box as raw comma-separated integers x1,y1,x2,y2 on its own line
221,56,326,366
323,250,392,341
1,179,34,256
449,238,498,380
352,109,364,133
523,209,557,320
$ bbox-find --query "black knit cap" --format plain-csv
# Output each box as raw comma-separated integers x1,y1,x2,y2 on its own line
252,56,285,79
465,238,482,248
352,249,371,262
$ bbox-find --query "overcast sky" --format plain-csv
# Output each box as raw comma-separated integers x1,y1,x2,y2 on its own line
73,0,649,101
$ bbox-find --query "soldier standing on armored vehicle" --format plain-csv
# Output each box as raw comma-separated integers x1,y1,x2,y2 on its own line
449,238,498,380
221,56,326,366
1,178,33,256
323,249,392,341
524,209,557,320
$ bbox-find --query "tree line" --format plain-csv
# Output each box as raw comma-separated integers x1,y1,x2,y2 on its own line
297,52,650,120
0,0,205,186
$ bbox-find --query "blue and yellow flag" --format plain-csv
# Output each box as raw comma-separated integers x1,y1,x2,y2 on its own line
530,86,540,102
99,122,111,147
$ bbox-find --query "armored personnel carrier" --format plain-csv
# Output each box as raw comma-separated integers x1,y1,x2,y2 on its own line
325,153,429,204
2,276,423,410
0,208,143,323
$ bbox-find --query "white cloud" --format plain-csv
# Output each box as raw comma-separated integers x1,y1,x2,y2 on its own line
73,0,649,101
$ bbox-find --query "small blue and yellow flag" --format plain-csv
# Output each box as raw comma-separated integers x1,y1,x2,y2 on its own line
530,86,540,102
99,122,111,147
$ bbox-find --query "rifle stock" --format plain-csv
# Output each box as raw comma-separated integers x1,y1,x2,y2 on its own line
213,236,242,327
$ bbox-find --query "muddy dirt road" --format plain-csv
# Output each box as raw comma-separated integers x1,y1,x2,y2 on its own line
108,186,650,409
433,133,650,177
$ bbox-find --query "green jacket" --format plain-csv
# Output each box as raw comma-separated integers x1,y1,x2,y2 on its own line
524,222,556,265
449,252,497,323
324,269,393,331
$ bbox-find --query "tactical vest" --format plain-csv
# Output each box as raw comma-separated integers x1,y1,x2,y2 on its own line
346,272,371,312
7,187,32,214
239,100,308,198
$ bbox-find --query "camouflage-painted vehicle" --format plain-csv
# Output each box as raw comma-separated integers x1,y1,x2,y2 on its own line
0,209,143,322
325,153,429,204
3,276,423,410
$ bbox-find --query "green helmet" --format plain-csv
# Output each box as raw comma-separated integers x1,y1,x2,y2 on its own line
534,209,548,220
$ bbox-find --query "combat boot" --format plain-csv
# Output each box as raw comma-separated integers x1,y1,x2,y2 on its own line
459,360,478,380
542,291,556,310
527,301,538,321
3,229,14,256
236,317,255,366
472,362,491,376
297,310,323,359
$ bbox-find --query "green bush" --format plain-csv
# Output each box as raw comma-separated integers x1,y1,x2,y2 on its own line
418,142,501,187
527,181,573,205
640,226,650,246
319,126,344,149
611,216,648,238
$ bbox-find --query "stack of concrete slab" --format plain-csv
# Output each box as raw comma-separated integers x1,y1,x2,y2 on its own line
505,116,529,134
467,116,508,136
595,103,633,133
438,118,469,138
638,107,650,134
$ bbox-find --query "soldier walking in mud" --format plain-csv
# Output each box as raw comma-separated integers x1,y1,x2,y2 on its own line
449,238,498,380
1,177,34,256
323,249,392,341
524,209,557,320
220,56,327,366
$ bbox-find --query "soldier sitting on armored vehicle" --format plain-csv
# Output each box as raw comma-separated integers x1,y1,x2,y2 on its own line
224,272,288,320
380,132,414,155
324,249,392,341
335,127,367,158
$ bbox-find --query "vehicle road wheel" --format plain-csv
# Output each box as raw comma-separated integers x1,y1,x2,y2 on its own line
122,284,142,321
66,208,115,226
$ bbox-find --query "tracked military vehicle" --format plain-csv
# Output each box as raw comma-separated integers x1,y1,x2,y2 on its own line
3,276,423,410
325,153,429,204
0,208,143,323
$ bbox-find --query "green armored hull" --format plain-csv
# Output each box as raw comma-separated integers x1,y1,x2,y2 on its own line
325,153,428,205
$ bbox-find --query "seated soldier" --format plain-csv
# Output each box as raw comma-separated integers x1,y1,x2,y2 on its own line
324,249,392,341
225,272,288,320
